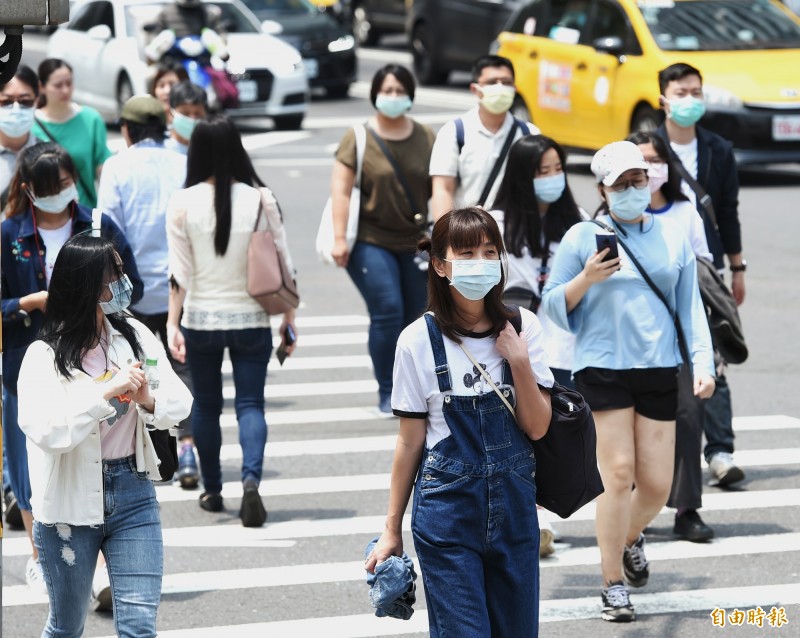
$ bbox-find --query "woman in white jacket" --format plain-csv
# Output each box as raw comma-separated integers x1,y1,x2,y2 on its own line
18,234,192,638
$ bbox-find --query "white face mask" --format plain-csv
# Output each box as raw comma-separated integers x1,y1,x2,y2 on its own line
29,184,79,214
445,259,502,300
0,103,35,138
647,162,669,194
478,83,515,115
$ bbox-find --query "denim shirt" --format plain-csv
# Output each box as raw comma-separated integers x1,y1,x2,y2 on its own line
364,537,417,620
1,203,144,393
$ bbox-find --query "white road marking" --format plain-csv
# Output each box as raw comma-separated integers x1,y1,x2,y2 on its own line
226,379,377,400
222,407,382,427
224,355,371,374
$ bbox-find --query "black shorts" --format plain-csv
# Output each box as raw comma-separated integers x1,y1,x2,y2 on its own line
574,367,679,421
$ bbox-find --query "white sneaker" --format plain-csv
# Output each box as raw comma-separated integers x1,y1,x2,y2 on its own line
91,565,113,611
708,452,745,487
25,557,48,595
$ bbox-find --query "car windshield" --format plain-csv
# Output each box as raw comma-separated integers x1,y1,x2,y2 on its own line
126,2,260,39
240,0,316,15
639,0,800,50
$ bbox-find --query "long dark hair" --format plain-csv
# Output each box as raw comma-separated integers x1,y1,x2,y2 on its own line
37,58,73,108
5,143,79,218
40,235,143,379
420,207,513,344
185,114,264,256
493,135,582,259
626,130,689,206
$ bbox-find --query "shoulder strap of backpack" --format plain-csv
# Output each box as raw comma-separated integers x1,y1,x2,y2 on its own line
507,304,522,335
454,118,465,154
477,119,520,207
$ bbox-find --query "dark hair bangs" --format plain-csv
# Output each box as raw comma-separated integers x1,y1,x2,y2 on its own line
446,208,506,255
27,147,76,197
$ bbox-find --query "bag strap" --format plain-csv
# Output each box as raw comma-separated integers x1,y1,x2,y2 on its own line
367,128,418,214
34,116,95,200
538,250,550,298
477,119,523,207
455,118,465,154
353,124,366,189
458,340,516,419
591,219,690,364
662,132,718,230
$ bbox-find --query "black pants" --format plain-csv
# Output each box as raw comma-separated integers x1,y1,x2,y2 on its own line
667,364,704,510
133,311,194,439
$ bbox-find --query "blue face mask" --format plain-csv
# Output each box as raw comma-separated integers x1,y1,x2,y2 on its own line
375,95,412,119
446,259,502,301
667,95,706,128
99,274,133,315
171,110,198,141
533,173,566,204
607,186,651,221
0,103,35,138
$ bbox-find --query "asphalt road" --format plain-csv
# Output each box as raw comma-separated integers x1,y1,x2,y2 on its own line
2,33,799,638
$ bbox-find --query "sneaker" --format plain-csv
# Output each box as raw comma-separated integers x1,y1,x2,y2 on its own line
90,565,112,612
25,557,48,595
708,452,745,487
601,580,636,622
376,395,395,419
622,533,649,588
539,514,556,558
177,444,200,490
199,492,224,512
4,489,24,530
674,509,715,543
240,478,267,527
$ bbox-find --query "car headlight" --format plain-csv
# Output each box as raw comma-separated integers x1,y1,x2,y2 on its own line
328,35,355,53
703,84,743,110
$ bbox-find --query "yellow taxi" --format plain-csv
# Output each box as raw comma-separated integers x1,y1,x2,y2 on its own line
496,0,800,163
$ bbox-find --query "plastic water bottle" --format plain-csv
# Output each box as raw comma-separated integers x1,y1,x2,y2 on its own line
144,358,160,391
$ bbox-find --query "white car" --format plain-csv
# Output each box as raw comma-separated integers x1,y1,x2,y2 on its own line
47,0,309,129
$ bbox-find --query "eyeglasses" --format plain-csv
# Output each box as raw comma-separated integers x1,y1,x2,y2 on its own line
605,174,649,192
0,97,36,108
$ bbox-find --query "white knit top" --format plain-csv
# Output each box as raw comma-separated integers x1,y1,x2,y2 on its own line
166,182,295,330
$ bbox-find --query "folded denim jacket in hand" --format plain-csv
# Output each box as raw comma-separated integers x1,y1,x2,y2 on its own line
364,537,417,620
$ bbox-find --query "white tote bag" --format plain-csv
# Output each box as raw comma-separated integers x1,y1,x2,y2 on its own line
316,124,366,264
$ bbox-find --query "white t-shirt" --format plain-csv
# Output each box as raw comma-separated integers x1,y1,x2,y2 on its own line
670,138,699,206
429,107,539,211
37,220,73,285
647,199,712,261
392,310,554,449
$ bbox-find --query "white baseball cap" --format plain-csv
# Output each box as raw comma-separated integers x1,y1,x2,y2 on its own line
591,141,650,186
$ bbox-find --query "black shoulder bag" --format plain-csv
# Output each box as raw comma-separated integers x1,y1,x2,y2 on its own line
147,426,179,482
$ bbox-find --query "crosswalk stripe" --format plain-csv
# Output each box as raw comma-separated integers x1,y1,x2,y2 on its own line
222,407,383,427
228,435,396,458
228,379,377,400
269,315,369,328
730,414,800,431
267,332,367,348
224,355,372,374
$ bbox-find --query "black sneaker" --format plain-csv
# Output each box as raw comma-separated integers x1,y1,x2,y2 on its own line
4,489,24,530
199,492,224,512
622,533,649,588
240,478,267,527
674,509,715,543
601,580,635,622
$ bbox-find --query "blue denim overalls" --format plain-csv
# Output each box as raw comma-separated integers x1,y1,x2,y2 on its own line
412,315,541,638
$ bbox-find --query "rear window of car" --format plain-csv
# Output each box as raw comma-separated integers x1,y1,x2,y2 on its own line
639,0,800,50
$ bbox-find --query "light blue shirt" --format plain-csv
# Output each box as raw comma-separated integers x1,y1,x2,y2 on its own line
97,139,186,315
164,136,188,155
541,215,714,377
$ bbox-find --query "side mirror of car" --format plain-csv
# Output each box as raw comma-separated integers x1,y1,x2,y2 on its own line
592,36,624,57
262,20,283,35
87,23,112,41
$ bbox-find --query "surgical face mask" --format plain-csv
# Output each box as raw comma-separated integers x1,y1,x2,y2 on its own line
533,172,566,204
647,162,669,194
171,110,198,140
99,274,133,315
606,185,651,221
667,95,706,128
375,94,412,119
446,258,502,301
0,103,35,138
29,184,78,214
478,83,515,115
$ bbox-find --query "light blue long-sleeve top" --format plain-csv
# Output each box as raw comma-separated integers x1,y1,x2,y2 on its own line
541,214,714,377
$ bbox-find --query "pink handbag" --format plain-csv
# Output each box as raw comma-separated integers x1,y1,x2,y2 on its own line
247,195,299,315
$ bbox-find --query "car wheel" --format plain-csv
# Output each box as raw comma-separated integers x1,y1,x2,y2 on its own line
117,74,134,118
412,23,449,86
273,114,304,131
327,84,351,100
512,94,532,124
353,6,380,47
630,104,661,134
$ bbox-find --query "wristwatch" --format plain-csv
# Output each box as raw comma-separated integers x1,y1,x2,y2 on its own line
729,260,747,273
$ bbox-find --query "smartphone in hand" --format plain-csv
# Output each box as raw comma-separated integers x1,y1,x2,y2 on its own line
276,325,296,366
595,234,619,262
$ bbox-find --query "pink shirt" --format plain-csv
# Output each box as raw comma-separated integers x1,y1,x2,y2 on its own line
82,343,136,460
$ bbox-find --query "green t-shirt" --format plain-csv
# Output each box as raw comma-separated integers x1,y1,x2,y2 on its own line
32,106,112,207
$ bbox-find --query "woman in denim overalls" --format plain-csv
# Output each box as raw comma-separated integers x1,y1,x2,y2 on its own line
366,207,554,637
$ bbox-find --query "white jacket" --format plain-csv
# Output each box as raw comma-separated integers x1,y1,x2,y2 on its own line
18,318,193,525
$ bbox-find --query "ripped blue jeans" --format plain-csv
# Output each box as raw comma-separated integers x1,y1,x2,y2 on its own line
32,456,162,638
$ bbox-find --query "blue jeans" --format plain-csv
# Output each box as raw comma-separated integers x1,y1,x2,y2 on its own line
346,241,428,401
33,456,162,638
3,388,32,510
183,327,272,495
703,373,735,461
413,315,540,637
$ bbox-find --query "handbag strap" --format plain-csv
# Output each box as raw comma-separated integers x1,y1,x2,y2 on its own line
591,219,690,364
661,132,718,230
367,127,418,214
458,341,517,420
354,124,366,189
477,119,527,207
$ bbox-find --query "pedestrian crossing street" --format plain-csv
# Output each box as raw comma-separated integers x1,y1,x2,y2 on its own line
3,313,800,637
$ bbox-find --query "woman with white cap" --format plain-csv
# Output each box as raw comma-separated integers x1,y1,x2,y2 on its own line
541,140,715,623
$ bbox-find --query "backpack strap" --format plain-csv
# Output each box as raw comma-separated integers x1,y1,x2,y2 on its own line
454,118,465,154
424,313,452,392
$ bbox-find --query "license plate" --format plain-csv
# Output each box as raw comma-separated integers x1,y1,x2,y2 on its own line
303,58,319,79
237,80,258,103
772,115,800,141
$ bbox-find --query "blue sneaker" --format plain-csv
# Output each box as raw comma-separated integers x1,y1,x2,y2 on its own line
377,395,394,419
178,443,200,490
